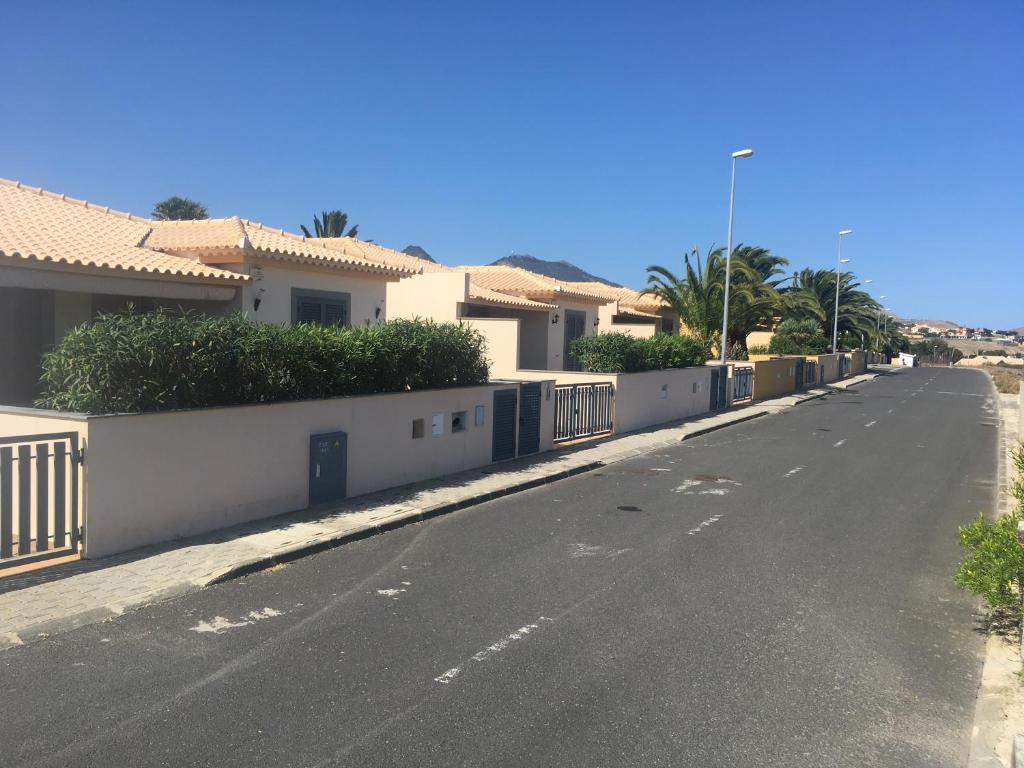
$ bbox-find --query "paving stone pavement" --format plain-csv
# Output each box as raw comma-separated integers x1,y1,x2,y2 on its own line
0,369,889,650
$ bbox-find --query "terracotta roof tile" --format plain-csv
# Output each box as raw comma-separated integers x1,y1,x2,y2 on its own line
315,237,448,274
0,179,247,283
456,265,611,303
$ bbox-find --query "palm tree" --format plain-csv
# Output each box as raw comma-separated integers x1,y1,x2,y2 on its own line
300,210,359,239
642,245,788,356
642,246,726,354
781,269,880,348
152,196,208,221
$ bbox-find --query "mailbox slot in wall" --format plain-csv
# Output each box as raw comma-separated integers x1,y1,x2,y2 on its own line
310,431,348,505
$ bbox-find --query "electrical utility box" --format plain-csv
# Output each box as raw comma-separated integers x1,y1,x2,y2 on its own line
309,431,348,505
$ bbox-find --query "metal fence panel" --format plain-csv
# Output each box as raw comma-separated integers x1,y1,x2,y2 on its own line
554,383,614,442
733,367,754,402
0,432,83,569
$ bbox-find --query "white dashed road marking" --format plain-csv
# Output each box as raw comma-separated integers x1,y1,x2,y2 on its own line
191,608,283,634
864,421,876,428
688,514,724,535
434,617,555,684
784,466,804,478
833,439,847,448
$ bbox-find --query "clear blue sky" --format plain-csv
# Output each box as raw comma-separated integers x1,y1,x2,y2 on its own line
4,1,1021,327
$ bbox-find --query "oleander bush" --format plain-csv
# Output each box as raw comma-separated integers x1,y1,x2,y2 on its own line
570,332,707,373
37,310,490,413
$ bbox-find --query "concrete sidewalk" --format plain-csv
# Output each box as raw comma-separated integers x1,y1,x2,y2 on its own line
0,369,889,650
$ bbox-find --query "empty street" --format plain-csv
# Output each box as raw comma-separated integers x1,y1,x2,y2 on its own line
0,368,999,766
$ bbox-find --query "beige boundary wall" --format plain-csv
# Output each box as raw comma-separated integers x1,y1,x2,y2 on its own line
846,350,867,375
750,358,798,400
0,382,554,559
812,353,845,383
512,366,712,434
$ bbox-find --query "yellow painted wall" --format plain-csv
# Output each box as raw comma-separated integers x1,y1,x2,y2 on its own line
751,357,797,400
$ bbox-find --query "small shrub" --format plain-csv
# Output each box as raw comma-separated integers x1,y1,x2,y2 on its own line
955,446,1024,618
768,319,829,356
570,333,706,373
728,341,749,361
37,310,489,413
748,344,770,355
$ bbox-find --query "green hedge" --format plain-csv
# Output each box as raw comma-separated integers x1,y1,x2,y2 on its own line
569,333,707,373
37,311,490,414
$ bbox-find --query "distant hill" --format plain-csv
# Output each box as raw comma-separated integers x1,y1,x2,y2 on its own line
903,318,962,331
402,245,436,263
489,254,621,287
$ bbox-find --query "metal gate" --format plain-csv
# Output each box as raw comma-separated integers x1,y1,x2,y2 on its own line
804,361,818,387
492,388,518,461
793,359,806,389
839,355,849,377
709,365,728,410
554,383,613,443
1,432,83,569
517,383,541,456
732,366,753,402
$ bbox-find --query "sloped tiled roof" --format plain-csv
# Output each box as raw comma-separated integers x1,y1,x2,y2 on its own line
315,237,448,275
317,239,554,310
456,265,611,303
0,179,247,284
467,283,555,310
146,220,410,277
566,281,669,312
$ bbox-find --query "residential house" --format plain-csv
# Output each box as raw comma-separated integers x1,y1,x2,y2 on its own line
0,179,409,405
563,281,679,336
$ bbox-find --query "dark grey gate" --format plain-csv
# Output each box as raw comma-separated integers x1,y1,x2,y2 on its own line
492,388,518,461
794,359,806,389
517,383,541,456
732,366,753,402
709,365,727,410
0,432,82,569
309,431,347,505
563,310,587,371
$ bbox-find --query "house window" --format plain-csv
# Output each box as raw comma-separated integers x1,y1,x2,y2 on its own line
660,316,676,334
291,288,351,327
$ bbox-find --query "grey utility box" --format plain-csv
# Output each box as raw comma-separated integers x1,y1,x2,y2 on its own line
309,431,348,505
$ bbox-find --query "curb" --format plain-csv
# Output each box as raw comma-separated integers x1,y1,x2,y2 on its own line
680,410,767,440
208,460,607,585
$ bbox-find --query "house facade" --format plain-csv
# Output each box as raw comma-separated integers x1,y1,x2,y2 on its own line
0,179,408,405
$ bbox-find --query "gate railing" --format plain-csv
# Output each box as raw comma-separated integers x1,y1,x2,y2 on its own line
732,367,754,403
0,432,83,569
554,383,614,443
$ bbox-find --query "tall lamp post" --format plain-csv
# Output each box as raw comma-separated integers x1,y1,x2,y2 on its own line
876,295,887,350
832,229,853,353
720,148,754,364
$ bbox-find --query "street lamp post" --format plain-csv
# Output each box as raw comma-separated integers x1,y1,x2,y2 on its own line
875,295,887,351
832,229,853,353
720,148,754,364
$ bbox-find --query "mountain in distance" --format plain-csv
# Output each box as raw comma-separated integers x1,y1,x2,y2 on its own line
489,253,621,287
402,245,436,263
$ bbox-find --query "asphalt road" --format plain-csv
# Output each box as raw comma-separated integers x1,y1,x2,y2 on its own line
0,367,1000,767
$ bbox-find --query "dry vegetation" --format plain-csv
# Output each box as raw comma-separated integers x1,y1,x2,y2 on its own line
985,364,1024,394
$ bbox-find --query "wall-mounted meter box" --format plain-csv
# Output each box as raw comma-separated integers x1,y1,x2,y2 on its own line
309,431,347,505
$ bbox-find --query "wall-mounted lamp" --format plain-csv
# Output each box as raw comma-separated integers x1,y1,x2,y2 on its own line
551,313,560,325
253,287,265,313
593,317,600,327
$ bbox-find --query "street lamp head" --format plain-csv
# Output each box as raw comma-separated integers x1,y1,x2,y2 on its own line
839,258,851,264
731,148,754,159
839,229,853,236
863,279,873,284
880,295,887,299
